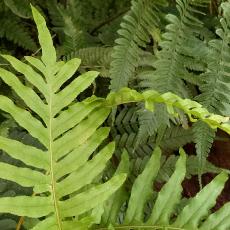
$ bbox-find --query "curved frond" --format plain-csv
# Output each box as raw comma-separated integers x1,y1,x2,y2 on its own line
105,88,230,135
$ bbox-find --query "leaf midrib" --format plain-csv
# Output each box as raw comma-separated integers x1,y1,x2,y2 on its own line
48,84,62,230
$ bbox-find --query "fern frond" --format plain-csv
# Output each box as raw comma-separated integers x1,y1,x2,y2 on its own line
4,0,32,19
160,126,193,151
125,147,161,223
112,107,192,159
111,107,154,158
1,7,230,229
102,150,130,225
148,149,186,225
99,147,230,230
196,2,230,113
139,0,207,97
136,0,208,146
64,47,112,65
0,7,126,229
0,11,37,51
137,104,170,145
46,0,96,56
193,120,216,186
64,47,112,77
114,107,139,135
110,0,167,91
106,88,230,135
157,154,222,183
193,1,230,186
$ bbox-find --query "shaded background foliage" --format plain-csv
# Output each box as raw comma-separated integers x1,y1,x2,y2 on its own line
0,0,230,229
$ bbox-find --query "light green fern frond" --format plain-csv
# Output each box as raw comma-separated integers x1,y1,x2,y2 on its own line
0,7,126,229
99,147,230,230
105,88,230,134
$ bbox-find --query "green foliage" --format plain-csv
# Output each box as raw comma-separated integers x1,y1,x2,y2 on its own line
0,1,37,51
139,0,206,97
0,8,126,229
110,0,167,91
100,147,230,230
108,0,230,188
193,1,230,186
64,47,112,77
106,88,230,134
1,1,230,230
46,0,96,55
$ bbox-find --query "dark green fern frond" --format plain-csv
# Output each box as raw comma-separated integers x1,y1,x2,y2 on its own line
193,121,216,187
194,2,230,186
46,0,96,56
111,107,154,158
196,3,230,115
157,154,222,183
110,0,167,91
160,126,193,151
113,107,139,135
137,104,170,145
64,47,112,65
139,0,208,97
0,9,36,51
137,0,209,149
4,0,32,19
64,47,112,77
112,106,193,159
74,0,130,32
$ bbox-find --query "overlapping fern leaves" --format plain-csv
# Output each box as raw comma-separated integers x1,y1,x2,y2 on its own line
46,0,96,56
0,1,37,51
109,0,167,91
1,4,230,230
100,147,230,230
194,1,230,186
139,0,212,96
64,47,112,78
111,106,193,158
138,0,209,139
111,0,208,152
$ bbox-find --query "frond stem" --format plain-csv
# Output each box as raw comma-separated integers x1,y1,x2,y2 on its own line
48,85,62,230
